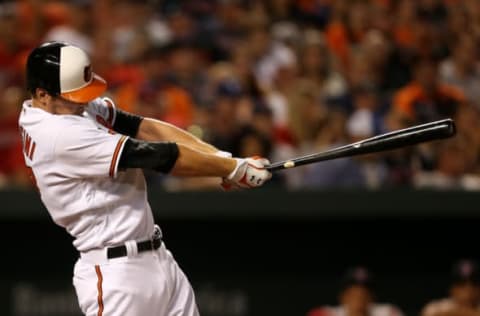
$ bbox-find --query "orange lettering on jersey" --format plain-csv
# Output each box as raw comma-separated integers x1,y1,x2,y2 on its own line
21,129,37,161
24,134,32,156
29,142,36,160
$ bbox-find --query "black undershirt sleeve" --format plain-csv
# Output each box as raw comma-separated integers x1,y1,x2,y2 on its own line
118,138,179,174
113,109,144,138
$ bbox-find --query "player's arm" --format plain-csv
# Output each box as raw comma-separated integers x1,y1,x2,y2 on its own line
114,111,273,187
118,138,271,187
118,139,232,177
113,109,221,154
137,118,219,154
55,115,270,186
91,98,225,155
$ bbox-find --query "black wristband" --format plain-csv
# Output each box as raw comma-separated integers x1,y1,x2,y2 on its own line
118,138,179,174
113,109,144,137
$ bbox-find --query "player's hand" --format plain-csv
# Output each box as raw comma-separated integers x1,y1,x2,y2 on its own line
225,156,272,189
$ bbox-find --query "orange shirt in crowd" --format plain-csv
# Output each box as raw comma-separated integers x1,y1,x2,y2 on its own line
159,85,194,129
393,82,465,120
325,21,350,68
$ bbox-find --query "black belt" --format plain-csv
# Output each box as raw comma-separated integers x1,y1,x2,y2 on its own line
107,236,162,259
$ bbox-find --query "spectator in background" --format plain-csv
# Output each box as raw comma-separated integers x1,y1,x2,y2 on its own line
207,80,244,154
0,85,28,187
163,40,209,108
232,125,272,160
43,0,93,53
422,259,480,316
0,2,31,85
307,266,404,316
119,46,195,129
454,103,480,165
417,0,448,27
439,34,480,107
298,29,347,101
137,78,195,131
392,0,417,50
264,37,298,137
325,0,371,71
464,0,480,40
248,26,296,93
391,56,465,126
164,5,197,44
301,109,367,188
106,0,152,64
346,85,389,189
287,80,328,150
205,0,252,61
413,136,480,190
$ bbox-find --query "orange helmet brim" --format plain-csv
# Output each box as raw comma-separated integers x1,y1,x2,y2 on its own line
60,74,107,103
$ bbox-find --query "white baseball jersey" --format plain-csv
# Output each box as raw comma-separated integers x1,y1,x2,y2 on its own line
19,97,155,252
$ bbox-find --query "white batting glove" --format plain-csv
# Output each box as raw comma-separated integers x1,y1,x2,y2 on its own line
225,156,272,189
214,150,233,158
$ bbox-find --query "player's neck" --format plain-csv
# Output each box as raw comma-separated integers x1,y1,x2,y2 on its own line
31,97,85,116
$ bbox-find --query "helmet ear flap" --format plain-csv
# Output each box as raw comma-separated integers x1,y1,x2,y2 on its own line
26,42,64,97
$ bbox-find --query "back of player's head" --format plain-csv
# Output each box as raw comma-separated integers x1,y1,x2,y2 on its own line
26,41,107,103
451,259,480,286
339,266,374,293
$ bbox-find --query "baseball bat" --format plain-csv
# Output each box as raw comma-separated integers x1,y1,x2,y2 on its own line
266,118,456,172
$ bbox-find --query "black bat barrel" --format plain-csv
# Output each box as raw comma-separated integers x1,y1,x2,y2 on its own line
266,118,456,172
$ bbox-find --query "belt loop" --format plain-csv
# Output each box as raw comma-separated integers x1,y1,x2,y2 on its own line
124,240,138,258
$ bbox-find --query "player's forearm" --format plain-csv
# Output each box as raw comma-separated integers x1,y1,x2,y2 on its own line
170,144,236,177
118,139,235,177
137,118,218,154
118,139,271,187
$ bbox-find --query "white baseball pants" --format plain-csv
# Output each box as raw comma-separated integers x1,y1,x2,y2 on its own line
73,243,199,316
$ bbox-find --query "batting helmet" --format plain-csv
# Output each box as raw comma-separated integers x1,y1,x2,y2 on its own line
26,41,107,103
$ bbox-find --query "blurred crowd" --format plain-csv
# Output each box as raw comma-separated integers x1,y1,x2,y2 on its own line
308,259,480,316
1,0,480,190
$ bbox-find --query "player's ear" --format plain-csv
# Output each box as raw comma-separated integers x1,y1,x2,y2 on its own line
34,88,51,102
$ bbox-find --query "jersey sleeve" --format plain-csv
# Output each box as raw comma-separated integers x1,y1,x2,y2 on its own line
86,97,117,129
54,117,128,178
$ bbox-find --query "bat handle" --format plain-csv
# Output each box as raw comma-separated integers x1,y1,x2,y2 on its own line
266,160,295,172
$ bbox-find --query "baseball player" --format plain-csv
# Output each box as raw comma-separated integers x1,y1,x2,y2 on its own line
307,267,404,316
422,259,480,316
19,41,272,316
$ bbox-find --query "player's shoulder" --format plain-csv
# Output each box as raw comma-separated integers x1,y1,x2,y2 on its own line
55,112,93,127
19,99,80,132
86,97,116,127
87,96,116,112
50,109,103,139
